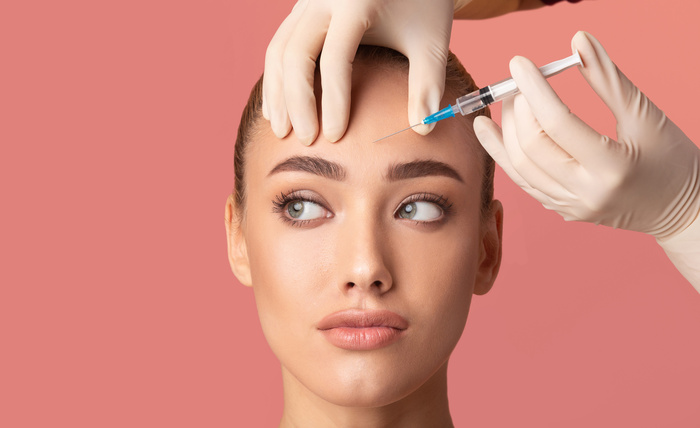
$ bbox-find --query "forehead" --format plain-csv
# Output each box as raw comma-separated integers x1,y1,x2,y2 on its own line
247,63,483,186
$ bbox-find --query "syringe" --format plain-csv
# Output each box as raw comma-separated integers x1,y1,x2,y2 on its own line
373,51,583,143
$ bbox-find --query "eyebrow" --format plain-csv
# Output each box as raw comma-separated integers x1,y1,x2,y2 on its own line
268,155,347,181
267,156,463,183
385,159,463,183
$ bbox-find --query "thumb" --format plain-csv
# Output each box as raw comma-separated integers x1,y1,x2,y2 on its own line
406,46,448,135
572,31,665,126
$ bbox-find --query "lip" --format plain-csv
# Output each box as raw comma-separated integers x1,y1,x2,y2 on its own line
318,309,408,351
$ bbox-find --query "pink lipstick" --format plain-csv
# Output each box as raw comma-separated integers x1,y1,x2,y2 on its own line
317,309,408,351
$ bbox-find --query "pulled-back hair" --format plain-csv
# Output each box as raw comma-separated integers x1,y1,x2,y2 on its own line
233,46,494,221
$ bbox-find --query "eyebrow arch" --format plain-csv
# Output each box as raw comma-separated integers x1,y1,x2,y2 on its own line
268,156,347,181
386,160,463,183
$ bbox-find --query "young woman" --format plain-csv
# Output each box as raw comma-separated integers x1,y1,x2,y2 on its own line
225,46,502,427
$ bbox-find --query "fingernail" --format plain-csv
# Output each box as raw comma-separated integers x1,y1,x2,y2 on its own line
509,56,525,74
299,134,316,146
323,126,344,143
271,122,285,139
294,121,318,146
409,93,439,137
412,122,435,136
273,123,292,139
271,111,291,139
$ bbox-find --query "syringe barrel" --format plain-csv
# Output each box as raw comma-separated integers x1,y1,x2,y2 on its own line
454,77,520,116
454,87,495,116
488,78,519,103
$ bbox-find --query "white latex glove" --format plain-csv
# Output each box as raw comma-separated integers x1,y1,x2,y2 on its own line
474,31,700,289
262,0,455,145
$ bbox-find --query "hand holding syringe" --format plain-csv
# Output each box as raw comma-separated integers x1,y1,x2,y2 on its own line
473,32,700,289
373,51,582,142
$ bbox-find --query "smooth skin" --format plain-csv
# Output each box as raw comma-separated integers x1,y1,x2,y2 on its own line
226,62,503,427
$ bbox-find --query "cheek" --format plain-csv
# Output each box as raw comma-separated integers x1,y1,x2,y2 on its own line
392,216,483,347
243,212,336,353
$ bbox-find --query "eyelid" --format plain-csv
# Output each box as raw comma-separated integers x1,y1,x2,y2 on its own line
271,189,334,227
273,189,331,211
394,193,453,223
395,193,453,213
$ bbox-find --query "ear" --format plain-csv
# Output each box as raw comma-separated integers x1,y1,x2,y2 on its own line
473,200,503,295
224,194,253,287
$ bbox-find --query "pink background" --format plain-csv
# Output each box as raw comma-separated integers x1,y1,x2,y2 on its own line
2,0,700,426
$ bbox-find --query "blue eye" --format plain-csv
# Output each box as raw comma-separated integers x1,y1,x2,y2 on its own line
398,201,443,221
286,200,327,220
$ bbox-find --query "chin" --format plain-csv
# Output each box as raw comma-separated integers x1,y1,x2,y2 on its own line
319,382,413,408
306,359,437,408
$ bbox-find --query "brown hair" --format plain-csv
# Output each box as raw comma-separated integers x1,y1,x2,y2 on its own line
233,46,494,220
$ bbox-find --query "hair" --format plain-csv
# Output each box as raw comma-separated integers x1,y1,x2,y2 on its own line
233,46,495,221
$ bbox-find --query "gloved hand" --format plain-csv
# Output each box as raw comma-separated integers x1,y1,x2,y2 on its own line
262,0,455,145
473,31,700,287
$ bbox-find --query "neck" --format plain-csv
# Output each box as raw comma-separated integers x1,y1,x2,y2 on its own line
278,363,454,428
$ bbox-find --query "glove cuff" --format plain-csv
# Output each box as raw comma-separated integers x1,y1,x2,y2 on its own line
657,208,700,292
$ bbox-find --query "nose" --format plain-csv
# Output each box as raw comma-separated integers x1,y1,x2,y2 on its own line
335,214,394,295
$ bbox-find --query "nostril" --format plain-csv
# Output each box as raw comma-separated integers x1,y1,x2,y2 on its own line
344,281,386,290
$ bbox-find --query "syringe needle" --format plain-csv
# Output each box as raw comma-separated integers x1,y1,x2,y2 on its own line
372,123,423,143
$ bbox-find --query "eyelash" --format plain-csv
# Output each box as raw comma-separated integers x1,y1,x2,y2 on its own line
271,190,326,228
271,190,453,227
396,193,453,225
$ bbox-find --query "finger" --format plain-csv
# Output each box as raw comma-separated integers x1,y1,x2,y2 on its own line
512,93,585,192
473,114,552,204
509,55,613,170
319,9,369,142
263,3,305,136
474,115,583,217
282,6,330,145
571,31,666,128
501,95,575,202
407,46,448,136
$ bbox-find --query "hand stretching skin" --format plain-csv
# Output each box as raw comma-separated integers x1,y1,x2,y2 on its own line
262,0,546,146
263,0,454,146
474,31,700,290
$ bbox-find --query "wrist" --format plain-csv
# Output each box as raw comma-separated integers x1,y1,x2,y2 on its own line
656,204,700,291
657,205,700,245
654,147,700,241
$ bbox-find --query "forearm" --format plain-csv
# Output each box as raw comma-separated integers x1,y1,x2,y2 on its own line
453,0,546,20
657,212,700,293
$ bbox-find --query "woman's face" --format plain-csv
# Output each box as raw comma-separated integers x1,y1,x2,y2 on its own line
226,63,502,407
